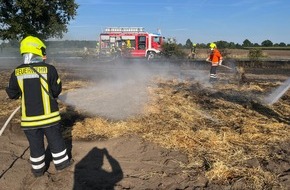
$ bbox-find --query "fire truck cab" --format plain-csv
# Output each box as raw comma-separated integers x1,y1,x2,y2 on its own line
99,27,164,59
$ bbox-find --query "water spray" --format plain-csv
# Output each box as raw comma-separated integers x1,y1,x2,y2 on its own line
263,77,290,105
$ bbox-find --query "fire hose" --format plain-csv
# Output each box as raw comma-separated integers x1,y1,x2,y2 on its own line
206,59,232,70
0,106,20,136
219,64,233,70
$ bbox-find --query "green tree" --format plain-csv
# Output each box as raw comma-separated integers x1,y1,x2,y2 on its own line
215,40,229,49
253,43,260,47
161,42,186,58
209,40,238,49
0,0,78,40
228,42,236,49
236,43,242,48
198,43,207,48
261,40,273,47
278,42,286,47
242,39,252,47
185,39,192,49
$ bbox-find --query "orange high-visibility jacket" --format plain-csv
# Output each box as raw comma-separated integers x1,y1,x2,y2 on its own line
208,49,222,66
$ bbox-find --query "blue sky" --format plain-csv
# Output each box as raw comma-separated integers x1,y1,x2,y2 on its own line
63,0,290,45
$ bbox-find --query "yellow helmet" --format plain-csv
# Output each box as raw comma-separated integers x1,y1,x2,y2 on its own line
20,36,46,56
193,43,196,47
209,43,217,49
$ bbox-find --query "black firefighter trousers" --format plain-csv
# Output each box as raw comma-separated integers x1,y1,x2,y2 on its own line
24,123,69,176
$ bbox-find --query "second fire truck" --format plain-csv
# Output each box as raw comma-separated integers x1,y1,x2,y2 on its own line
98,27,164,60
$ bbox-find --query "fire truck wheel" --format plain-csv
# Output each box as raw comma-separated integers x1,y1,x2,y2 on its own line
147,52,156,60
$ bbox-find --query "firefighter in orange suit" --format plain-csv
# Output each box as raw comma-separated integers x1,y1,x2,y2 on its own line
206,42,223,83
6,36,71,177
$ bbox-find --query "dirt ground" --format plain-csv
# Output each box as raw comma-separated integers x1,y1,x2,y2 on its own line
0,57,289,190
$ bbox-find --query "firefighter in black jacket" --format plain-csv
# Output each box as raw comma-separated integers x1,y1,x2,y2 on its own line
6,36,71,177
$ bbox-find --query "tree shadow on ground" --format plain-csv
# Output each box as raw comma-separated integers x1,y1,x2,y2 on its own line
73,147,123,190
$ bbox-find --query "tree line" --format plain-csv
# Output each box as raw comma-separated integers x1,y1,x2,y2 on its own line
2,38,290,50
183,39,290,49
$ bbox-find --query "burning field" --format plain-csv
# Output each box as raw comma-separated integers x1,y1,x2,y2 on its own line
0,58,289,190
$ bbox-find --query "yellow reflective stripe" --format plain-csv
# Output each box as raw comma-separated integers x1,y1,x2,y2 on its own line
21,115,61,127
40,76,50,115
17,78,26,117
22,111,60,121
57,78,61,84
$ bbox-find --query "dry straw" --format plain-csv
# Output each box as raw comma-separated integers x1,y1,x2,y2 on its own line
62,76,289,189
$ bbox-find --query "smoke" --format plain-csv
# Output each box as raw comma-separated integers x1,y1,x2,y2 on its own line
58,61,183,120
178,69,211,88
263,77,290,105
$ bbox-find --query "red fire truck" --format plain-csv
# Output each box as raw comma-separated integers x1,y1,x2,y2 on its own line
98,27,164,60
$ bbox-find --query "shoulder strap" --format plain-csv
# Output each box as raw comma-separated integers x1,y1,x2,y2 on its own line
28,64,55,99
